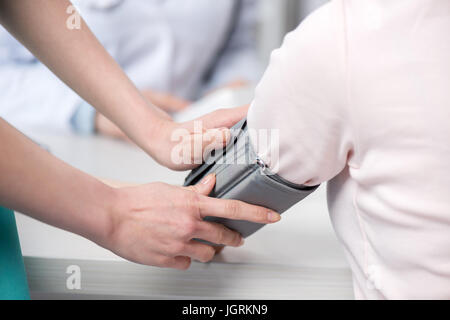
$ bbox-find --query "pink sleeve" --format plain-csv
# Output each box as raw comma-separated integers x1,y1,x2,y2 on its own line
248,2,354,186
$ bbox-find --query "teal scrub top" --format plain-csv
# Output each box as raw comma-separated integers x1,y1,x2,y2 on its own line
0,206,30,300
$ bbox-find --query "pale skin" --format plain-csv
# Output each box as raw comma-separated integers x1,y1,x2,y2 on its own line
0,0,281,269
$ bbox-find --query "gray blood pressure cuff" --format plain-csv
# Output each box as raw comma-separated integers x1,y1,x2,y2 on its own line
184,119,319,242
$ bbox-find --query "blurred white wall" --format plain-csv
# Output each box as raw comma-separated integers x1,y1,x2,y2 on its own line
297,0,329,20
257,0,329,63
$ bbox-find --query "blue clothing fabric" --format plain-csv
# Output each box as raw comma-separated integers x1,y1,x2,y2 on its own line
0,206,30,300
70,101,97,135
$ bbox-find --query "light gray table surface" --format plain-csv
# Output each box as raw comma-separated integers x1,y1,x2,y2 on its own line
15,130,354,299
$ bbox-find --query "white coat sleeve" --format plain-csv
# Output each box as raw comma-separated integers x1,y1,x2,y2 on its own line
0,27,85,134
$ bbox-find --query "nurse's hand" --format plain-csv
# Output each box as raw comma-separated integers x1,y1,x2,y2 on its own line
148,105,248,171
103,174,280,269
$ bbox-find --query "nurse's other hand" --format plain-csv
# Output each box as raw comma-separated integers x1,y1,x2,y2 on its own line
104,174,280,269
142,90,190,113
149,105,248,171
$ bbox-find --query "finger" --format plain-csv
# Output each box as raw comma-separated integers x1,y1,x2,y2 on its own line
179,130,228,166
182,240,216,263
193,221,243,247
199,197,281,224
184,173,216,196
202,127,231,151
164,256,192,270
197,106,249,129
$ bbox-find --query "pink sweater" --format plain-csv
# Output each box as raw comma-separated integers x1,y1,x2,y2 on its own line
248,0,450,299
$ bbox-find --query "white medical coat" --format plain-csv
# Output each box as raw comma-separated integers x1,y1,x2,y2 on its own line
0,0,259,133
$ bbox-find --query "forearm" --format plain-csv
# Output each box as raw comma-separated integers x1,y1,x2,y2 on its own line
0,117,279,268
0,0,247,171
0,0,162,151
0,118,115,245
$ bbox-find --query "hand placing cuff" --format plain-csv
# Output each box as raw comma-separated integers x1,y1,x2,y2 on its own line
147,105,249,171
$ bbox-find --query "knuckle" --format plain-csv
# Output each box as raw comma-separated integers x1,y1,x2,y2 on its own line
184,191,201,212
191,192,201,206
169,242,186,256
182,218,198,237
231,230,241,246
185,186,196,193
226,200,241,219
215,227,225,245
256,207,268,222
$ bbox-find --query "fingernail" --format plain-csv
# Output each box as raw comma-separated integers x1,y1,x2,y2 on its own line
239,237,245,246
267,212,281,222
201,173,215,185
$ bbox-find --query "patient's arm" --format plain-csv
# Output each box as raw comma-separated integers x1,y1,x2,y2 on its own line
0,0,246,170
248,5,353,186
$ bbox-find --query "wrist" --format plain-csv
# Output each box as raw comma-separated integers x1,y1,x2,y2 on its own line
87,183,122,249
144,116,174,158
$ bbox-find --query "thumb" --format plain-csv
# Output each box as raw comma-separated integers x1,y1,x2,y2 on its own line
197,105,248,129
185,173,216,196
